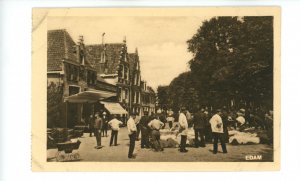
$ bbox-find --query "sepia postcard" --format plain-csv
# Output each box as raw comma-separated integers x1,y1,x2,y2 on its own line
32,7,281,171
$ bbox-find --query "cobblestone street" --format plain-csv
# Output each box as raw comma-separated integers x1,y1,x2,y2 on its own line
47,127,273,162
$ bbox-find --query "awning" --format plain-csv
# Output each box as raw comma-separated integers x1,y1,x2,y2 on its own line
64,90,116,103
100,101,128,114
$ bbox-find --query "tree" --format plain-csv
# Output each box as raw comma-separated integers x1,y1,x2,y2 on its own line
156,85,170,110
187,16,273,109
47,82,64,127
168,72,199,112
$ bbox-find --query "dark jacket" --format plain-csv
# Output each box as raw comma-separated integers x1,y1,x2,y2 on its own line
193,111,207,129
94,117,103,129
140,115,150,129
159,114,166,123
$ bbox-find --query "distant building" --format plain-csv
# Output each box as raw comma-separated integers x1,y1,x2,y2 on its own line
141,81,156,115
128,49,142,115
47,29,116,128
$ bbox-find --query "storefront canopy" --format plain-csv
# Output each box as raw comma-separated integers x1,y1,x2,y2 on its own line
64,90,116,103
100,101,128,115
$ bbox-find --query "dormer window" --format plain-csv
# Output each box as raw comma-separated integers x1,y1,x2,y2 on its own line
124,66,128,80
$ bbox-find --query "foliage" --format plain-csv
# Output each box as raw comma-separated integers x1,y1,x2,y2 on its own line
187,16,273,109
157,16,274,111
47,82,64,127
156,85,170,110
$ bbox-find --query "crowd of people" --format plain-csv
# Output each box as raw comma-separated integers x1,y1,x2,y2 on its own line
87,105,273,159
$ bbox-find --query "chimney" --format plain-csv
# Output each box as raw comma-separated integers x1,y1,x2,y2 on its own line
78,35,84,44
102,32,105,45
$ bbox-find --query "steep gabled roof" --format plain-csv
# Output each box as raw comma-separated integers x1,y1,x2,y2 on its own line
47,29,78,71
147,86,155,94
48,29,95,71
128,53,138,78
86,43,124,74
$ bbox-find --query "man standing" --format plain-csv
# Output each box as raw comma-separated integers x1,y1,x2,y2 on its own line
140,111,150,149
236,109,246,132
157,109,166,129
166,109,175,129
210,109,227,154
135,113,141,141
178,107,189,152
127,113,137,159
108,114,123,146
88,114,94,137
101,111,109,137
148,115,164,152
193,108,207,148
221,107,229,143
94,112,103,149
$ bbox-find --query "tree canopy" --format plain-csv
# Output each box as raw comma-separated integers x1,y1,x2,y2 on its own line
157,16,273,111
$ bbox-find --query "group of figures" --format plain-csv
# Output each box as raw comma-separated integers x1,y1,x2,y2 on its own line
88,111,126,149
87,105,274,159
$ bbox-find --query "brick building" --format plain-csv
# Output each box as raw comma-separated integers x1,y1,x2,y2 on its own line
141,81,156,115
47,29,117,128
128,49,142,115
85,35,157,116
85,39,131,113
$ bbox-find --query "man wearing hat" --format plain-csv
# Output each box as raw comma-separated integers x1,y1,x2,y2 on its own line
209,109,227,154
166,109,175,129
148,114,164,152
93,112,103,149
236,109,246,130
140,111,150,148
193,108,207,147
178,107,189,152
108,114,123,146
127,112,137,159
101,111,109,137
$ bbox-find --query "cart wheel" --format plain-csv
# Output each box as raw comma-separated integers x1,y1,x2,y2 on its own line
68,153,75,161
55,151,61,159
73,153,80,160
56,153,65,162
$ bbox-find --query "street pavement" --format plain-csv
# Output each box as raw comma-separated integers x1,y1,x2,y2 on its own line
47,127,273,162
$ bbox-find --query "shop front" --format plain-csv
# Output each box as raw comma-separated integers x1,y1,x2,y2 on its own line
64,90,116,128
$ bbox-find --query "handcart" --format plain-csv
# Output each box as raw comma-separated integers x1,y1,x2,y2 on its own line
55,140,81,162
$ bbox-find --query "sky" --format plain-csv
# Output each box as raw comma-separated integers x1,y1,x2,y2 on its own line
48,16,209,89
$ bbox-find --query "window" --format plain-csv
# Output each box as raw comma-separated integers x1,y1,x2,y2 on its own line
124,66,128,80
125,89,128,102
136,92,140,104
100,52,106,63
122,89,126,102
118,88,122,101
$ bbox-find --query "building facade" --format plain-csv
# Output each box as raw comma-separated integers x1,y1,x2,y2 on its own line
128,49,142,115
141,81,156,115
47,29,116,128
85,35,156,116
86,40,131,112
